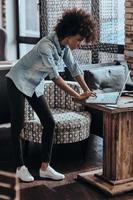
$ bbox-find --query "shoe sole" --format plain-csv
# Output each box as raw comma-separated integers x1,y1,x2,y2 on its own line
39,175,65,180
17,177,34,182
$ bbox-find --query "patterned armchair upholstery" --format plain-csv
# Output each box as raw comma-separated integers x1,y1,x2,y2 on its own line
21,81,91,144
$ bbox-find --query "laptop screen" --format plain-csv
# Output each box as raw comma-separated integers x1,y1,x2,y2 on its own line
118,70,131,99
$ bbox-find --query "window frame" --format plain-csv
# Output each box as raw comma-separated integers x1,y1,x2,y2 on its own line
16,0,124,61
15,0,41,58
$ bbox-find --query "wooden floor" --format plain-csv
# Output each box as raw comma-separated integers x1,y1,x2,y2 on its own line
1,126,133,199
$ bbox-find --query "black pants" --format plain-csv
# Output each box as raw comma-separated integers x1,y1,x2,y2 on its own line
6,78,55,168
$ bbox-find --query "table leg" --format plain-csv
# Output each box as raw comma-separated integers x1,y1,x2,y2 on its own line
78,111,133,196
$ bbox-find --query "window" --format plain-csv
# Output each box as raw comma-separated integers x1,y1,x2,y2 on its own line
16,0,125,62
16,0,40,57
100,0,125,45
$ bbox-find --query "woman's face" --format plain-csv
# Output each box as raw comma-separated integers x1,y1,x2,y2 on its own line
62,34,84,50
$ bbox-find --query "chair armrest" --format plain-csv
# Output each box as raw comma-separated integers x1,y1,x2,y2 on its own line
53,80,85,111
64,81,85,111
24,80,86,121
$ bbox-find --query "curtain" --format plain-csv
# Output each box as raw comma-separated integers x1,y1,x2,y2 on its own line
1,0,6,29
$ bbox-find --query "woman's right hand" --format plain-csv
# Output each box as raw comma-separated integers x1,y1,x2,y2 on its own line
77,91,97,101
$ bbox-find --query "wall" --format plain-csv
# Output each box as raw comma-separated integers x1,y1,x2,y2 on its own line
125,0,133,76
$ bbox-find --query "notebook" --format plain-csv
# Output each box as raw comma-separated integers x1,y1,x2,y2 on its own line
85,70,131,104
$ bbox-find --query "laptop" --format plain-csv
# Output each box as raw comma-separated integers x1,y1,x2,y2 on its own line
85,70,131,104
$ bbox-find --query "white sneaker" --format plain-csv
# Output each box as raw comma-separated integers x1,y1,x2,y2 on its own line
16,165,34,182
39,165,65,180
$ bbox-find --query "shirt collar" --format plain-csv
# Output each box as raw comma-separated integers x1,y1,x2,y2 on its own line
48,32,65,56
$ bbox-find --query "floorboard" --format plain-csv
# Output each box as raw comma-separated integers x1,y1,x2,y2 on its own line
0,126,133,199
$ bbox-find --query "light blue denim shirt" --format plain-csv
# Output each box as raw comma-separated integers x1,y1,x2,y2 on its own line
6,32,83,97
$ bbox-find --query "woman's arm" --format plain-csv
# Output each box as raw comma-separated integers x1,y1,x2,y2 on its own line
53,76,96,100
74,74,96,97
63,48,96,97
74,74,91,92
53,76,80,98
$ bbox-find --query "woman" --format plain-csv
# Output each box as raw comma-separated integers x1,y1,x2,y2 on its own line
6,8,97,182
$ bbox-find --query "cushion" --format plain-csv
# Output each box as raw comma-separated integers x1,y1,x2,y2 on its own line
84,65,127,93
21,108,91,144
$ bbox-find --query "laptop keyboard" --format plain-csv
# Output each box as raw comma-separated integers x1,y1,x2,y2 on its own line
86,92,120,104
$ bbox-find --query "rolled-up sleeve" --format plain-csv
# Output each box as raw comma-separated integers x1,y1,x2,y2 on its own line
37,41,60,80
63,47,84,77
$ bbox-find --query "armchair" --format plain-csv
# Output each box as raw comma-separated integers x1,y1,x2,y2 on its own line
21,81,91,145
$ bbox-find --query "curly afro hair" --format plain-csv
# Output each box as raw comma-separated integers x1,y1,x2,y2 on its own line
54,8,97,43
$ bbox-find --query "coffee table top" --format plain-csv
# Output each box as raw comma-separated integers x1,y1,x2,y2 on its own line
75,96,133,114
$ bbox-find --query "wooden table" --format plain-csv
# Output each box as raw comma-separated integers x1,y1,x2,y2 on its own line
77,96,133,196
